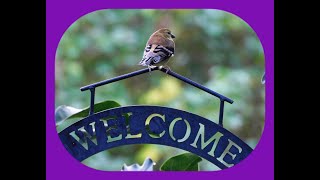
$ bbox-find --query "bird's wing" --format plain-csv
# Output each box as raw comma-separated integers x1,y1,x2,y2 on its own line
154,45,174,55
139,44,173,65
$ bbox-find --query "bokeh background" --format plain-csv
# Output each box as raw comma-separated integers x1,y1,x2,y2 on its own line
55,9,265,171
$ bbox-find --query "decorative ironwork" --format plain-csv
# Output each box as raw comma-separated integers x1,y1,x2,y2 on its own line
58,66,254,170
80,66,233,127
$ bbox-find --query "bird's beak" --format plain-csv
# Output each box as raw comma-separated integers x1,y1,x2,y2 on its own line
171,34,175,38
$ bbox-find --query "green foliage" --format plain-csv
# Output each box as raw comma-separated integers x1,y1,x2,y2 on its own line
55,100,121,132
160,153,202,171
55,9,265,171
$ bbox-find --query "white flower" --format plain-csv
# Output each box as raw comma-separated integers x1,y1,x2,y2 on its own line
121,157,156,171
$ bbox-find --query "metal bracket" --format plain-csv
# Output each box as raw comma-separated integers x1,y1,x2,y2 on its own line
80,66,233,127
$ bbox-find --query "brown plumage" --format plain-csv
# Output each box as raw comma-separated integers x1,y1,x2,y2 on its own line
139,28,175,70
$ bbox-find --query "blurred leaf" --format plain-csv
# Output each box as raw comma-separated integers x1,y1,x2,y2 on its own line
136,144,161,163
160,153,202,171
55,100,121,132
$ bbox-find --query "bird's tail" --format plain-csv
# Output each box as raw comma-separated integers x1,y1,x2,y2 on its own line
138,59,146,66
138,57,152,66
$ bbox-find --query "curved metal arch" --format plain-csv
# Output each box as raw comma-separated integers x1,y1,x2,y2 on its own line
59,106,253,170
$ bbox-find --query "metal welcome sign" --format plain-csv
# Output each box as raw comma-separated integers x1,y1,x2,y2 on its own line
58,66,253,170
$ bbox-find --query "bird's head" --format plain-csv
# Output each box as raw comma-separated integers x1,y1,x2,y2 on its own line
155,28,175,40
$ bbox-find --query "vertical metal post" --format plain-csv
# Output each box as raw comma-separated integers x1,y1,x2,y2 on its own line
89,88,95,116
219,100,225,127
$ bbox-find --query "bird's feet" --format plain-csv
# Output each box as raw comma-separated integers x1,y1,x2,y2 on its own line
159,65,171,73
148,65,157,75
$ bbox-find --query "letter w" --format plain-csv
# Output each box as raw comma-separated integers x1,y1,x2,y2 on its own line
69,122,98,150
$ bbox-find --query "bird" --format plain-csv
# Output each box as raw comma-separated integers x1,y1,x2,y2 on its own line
138,28,175,72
